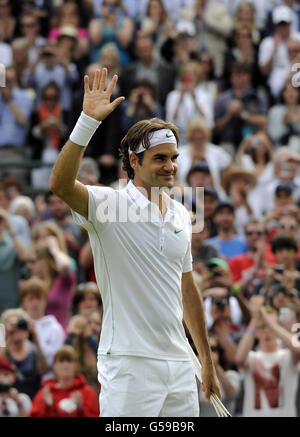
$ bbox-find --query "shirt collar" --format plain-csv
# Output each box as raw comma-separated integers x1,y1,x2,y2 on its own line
126,180,150,210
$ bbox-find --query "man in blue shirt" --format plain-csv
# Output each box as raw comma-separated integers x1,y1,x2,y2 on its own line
0,66,34,183
207,201,248,260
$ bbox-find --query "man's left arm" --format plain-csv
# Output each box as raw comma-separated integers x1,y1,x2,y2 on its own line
182,271,221,402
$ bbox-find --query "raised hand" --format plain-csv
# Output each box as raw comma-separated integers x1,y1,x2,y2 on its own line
82,68,125,122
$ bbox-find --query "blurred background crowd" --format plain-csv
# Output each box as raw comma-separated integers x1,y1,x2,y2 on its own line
1,0,300,418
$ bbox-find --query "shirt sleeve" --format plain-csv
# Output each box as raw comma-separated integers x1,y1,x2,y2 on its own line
182,241,193,273
71,185,116,234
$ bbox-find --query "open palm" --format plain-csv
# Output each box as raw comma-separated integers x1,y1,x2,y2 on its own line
83,68,125,122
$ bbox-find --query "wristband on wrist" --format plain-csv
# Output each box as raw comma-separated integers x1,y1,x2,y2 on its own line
70,111,102,147
245,327,256,337
231,285,241,295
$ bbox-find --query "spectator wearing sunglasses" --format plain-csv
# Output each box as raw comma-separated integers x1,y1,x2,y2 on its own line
19,12,46,64
229,220,276,300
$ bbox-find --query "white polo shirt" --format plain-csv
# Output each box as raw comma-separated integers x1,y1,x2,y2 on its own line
72,180,193,361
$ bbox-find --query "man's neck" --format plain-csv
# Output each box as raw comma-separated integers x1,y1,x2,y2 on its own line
218,229,235,241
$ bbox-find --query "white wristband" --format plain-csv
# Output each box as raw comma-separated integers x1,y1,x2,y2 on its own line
70,111,102,147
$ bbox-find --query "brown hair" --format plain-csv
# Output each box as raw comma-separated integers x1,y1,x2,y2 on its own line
119,118,179,179
34,242,59,281
72,283,102,314
32,221,68,254
20,276,48,301
54,345,78,363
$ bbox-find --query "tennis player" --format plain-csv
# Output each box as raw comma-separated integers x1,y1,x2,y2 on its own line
49,68,220,417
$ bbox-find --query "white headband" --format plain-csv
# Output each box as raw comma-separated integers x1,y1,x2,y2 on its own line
128,129,177,155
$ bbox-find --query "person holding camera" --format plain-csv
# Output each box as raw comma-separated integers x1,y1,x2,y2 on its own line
0,356,32,417
235,300,300,416
120,80,164,133
1,308,48,399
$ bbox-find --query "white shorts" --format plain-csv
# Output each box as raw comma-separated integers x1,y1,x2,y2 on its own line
97,355,199,417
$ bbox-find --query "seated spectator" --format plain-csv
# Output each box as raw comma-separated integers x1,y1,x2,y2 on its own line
48,2,89,59
265,213,300,262
119,34,176,107
138,0,175,57
64,313,99,394
235,303,300,416
98,42,121,95
184,162,214,213
166,61,214,143
267,284,298,311
30,345,99,417
0,183,31,248
28,239,76,331
261,235,300,299
213,62,268,153
71,282,102,316
1,308,47,399
235,131,274,193
268,77,300,151
191,218,220,271
207,201,248,260
89,0,134,67
224,23,262,89
260,147,300,214
229,220,276,299
0,66,34,184
11,38,30,88
2,177,22,202
196,51,219,107
0,356,32,417
20,277,65,381
259,5,300,98
221,165,259,236
78,158,101,186
23,43,79,117
198,334,241,417
19,11,46,65
120,80,164,134
0,207,29,313
9,195,36,228
31,82,67,189
203,186,219,238
46,191,85,262
176,116,231,192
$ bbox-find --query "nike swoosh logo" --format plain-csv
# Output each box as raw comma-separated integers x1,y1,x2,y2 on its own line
174,229,183,234
166,134,173,138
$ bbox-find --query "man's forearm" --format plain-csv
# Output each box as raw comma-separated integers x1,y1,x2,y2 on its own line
182,282,213,367
49,139,85,197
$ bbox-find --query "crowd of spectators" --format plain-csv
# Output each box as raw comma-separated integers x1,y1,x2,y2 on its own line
1,0,300,418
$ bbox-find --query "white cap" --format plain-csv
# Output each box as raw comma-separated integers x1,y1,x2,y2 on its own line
272,5,293,24
176,21,196,37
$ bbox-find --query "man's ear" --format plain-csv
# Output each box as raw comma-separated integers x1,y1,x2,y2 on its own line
129,153,138,169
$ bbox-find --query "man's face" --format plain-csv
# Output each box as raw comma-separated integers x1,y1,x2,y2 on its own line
275,22,291,39
48,194,69,220
136,38,153,62
132,143,179,190
277,216,298,237
214,207,234,231
189,171,212,189
245,223,265,250
274,248,296,266
231,71,250,90
274,189,293,208
22,294,46,319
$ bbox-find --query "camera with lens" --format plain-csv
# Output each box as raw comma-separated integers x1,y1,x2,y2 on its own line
0,381,12,394
16,318,29,331
212,297,229,312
